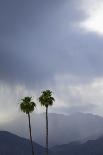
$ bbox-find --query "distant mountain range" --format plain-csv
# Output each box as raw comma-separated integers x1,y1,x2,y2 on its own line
51,136,103,155
1,131,103,155
1,112,103,146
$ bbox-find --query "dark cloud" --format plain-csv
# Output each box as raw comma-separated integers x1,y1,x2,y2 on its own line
0,0,103,88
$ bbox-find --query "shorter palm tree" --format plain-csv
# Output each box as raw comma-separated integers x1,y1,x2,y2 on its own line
20,97,36,155
39,90,55,155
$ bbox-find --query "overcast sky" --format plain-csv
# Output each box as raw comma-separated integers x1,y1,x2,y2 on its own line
1,0,103,123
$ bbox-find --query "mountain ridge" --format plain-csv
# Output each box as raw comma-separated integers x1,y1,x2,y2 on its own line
0,131,103,155
51,136,103,155
1,112,103,146
0,131,45,155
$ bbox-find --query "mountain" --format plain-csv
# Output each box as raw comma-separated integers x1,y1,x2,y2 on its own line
1,112,103,146
1,131,103,155
0,131,45,155
51,137,103,155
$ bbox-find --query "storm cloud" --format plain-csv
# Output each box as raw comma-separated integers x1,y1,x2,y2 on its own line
0,0,103,118
1,0,102,85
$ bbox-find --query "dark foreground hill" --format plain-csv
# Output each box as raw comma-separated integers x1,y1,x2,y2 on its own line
1,131,103,155
51,136,103,155
0,131,46,155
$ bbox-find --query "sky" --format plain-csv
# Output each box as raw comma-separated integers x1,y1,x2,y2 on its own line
1,0,103,123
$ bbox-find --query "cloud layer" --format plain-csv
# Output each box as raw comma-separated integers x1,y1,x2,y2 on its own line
0,0,103,121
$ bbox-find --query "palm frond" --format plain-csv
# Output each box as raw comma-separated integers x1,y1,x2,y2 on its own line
20,97,36,114
39,90,55,107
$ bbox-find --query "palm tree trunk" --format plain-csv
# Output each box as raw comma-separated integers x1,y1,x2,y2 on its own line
28,113,35,155
46,107,48,155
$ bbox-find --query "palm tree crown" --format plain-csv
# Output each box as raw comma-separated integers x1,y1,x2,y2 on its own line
39,90,55,107
20,97,36,114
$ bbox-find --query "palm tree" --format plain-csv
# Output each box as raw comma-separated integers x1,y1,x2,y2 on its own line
39,90,55,155
20,97,36,155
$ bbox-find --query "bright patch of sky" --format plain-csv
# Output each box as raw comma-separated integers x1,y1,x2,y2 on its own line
80,0,103,35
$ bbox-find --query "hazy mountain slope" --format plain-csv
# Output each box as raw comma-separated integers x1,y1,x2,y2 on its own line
51,137,103,155
1,112,103,146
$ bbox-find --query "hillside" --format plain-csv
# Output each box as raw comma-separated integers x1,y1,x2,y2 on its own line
1,131,103,155
51,136,103,155
0,131,45,155
2,112,103,146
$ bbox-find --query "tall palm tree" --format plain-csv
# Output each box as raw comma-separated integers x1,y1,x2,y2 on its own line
39,90,55,155
20,97,36,155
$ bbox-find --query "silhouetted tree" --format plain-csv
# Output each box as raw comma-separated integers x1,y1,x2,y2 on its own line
39,90,55,155
20,97,36,155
